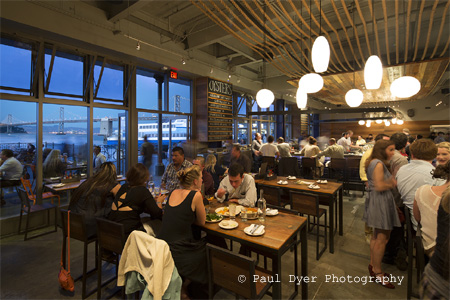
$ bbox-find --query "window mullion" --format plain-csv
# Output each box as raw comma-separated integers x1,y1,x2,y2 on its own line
44,46,56,93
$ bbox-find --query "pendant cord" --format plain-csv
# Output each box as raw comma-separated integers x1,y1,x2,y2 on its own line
352,2,356,88
319,0,322,35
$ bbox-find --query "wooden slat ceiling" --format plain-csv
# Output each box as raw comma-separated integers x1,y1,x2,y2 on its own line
191,0,450,105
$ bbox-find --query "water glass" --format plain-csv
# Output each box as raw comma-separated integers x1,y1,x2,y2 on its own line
147,181,155,194
229,203,236,221
154,187,160,196
241,207,247,222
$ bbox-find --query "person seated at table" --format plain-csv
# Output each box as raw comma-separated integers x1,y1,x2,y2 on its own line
108,163,163,238
205,154,226,191
69,162,121,237
157,165,207,300
300,136,323,177
0,149,23,206
436,142,450,166
43,149,67,178
356,135,366,146
413,161,450,257
215,163,257,207
161,146,193,193
230,144,251,173
193,156,214,196
277,137,292,158
260,135,280,158
251,132,263,171
313,138,344,160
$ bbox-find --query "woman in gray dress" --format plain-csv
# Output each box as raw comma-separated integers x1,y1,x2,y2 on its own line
363,139,400,289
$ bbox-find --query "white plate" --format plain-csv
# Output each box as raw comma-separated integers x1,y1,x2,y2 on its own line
117,175,123,178
218,220,239,229
244,224,265,236
50,177,60,181
53,183,65,188
317,180,328,184
295,180,314,185
286,176,297,180
277,180,288,185
215,205,243,217
206,215,223,223
266,208,279,216
308,184,320,190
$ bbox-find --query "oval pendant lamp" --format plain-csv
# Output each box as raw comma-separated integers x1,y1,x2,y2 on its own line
390,76,421,98
296,88,308,109
345,89,363,107
256,89,275,108
364,55,383,89
298,73,323,94
312,36,330,73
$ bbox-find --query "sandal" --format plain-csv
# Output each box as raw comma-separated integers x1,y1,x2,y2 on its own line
375,273,395,289
368,264,375,277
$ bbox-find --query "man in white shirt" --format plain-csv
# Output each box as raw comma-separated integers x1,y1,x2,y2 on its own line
337,132,351,151
260,135,280,157
215,163,256,207
93,146,106,174
397,139,444,230
0,149,23,205
276,137,291,158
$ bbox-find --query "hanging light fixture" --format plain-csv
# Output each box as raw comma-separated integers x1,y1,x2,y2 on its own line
397,119,404,125
311,0,330,73
256,3,274,108
296,88,308,109
366,121,372,127
385,120,391,126
345,4,363,108
358,120,365,125
392,117,397,124
364,1,382,89
299,73,324,94
390,0,420,98
376,119,383,124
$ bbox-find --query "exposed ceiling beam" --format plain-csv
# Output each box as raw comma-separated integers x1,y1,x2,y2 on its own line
107,0,149,23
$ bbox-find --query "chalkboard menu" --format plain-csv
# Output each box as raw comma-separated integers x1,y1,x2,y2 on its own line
196,77,233,142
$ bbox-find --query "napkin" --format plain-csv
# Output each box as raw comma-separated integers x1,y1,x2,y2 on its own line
266,208,278,216
246,224,265,235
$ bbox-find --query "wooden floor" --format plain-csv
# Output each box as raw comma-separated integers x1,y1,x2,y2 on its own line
0,192,420,299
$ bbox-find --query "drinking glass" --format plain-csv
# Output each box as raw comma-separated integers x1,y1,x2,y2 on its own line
154,187,160,196
241,207,247,222
229,203,236,221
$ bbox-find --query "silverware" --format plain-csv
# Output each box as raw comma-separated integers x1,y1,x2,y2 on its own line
250,224,260,234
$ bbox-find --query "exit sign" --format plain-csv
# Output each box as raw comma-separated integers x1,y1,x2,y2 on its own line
170,71,178,79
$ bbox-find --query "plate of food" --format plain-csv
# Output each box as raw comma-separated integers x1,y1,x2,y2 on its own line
206,196,215,202
160,189,169,195
53,183,65,188
295,180,314,185
243,207,259,219
218,220,239,229
206,213,223,223
215,205,243,217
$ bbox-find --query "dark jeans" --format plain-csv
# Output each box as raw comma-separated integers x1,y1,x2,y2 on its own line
384,224,406,262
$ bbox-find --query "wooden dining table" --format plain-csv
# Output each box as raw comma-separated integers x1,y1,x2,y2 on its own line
202,200,308,300
254,176,343,254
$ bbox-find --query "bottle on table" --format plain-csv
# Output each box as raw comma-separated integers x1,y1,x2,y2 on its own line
257,189,266,223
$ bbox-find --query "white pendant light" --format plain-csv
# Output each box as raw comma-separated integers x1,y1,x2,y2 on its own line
390,76,421,98
256,89,275,108
391,117,397,124
298,73,323,93
296,88,308,109
397,119,404,125
345,89,363,107
358,120,365,125
375,119,383,124
366,121,371,127
385,120,391,126
312,36,330,73
364,55,383,89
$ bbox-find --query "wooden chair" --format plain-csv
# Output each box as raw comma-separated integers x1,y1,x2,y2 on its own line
329,158,346,182
300,157,317,179
206,243,272,299
290,191,327,260
17,187,57,241
60,209,98,299
345,157,365,195
261,156,276,170
96,218,127,299
278,157,301,177
21,177,60,206
405,207,424,299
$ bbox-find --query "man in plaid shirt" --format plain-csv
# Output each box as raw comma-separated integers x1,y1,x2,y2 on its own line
161,146,193,193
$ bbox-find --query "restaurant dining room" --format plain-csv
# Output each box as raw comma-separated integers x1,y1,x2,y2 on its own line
0,0,449,299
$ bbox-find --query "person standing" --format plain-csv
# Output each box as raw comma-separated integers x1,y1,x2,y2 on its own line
0,149,23,205
140,135,155,172
93,146,106,174
161,147,193,193
251,133,263,172
363,139,400,289
337,132,351,151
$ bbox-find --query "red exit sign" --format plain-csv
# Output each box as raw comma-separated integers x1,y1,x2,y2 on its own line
170,71,178,79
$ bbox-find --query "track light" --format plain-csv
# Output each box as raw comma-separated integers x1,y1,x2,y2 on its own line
136,41,141,51
181,58,186,65
210,68,214,74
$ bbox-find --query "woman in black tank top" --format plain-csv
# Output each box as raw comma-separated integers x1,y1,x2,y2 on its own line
157,165,206,300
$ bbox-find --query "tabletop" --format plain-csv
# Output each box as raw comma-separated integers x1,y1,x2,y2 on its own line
254,176,342,195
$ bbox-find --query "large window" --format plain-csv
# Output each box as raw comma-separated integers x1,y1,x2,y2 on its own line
168,78,191,113
0,100,36,217
44,50,83,100
0,39,32,95
136,69,161,110
94,61,123,102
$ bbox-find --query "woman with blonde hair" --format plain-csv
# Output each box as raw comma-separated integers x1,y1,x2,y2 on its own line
43,149,66,178
363,139,400,289
158,165,206,300
205,154,226,191
436,141,450,166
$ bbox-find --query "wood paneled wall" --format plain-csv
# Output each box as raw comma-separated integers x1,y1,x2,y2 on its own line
320,120,449,140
